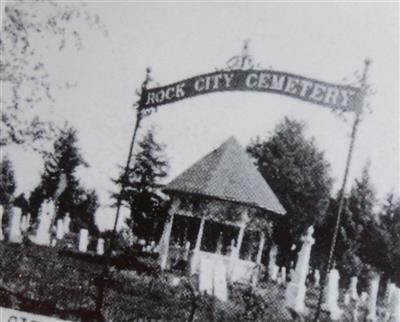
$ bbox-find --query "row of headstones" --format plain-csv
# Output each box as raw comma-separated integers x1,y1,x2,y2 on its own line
0,204,105,255
267,226,400,321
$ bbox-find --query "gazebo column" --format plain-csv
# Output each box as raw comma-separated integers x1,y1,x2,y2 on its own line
256,232,266,264
159,214,174,270
235,224,245,259
159,198,180,271
190,216,205,274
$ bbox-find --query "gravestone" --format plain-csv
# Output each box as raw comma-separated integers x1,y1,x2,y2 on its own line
289,268,295,282
352,297,361,321
9,207,22,243
268,245,278,281
63,213,71,234
183,241,191,261
277,267,283,285
150,241,156,253
387,282,395,304
0,205,4,240
270,265,279,282
361,291,369,306
213,260,228,302
387,286,400,322
385,282,396,321
20,214,31,233
323,269,343,321
344,293,350,306
314,269,320,287
79,229,89,252
350,276,359,300
280,267,287,285
32,201,54,246
96,238,105,255
199,257,213,295
285,226,315,314
228,243,237,281
56,218,64,240
170,277,180,287
20,215,27,232
367,274,380,321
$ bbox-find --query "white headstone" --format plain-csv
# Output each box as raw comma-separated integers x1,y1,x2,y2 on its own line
96,238,105,255
170,276,180,287
387,286,400,322
0,204,4,240
78,229,89,252
21,213,31,233
289,268,295,282
20,214,30,233
344,293,351,306
150,241,156,253
352,298,361,321
323,269,343,321
285,226,315,314
268,245,278,281
32,201,53,245
228,244,237,281
9,207,22,243
314,269,320,287
56,219,64,240
386,282,396,322
367,274,380,321
183,241,191,261
199,257,213,295
270,264,279,282
63,213,71,234
213,260,228,302
387,282,395,305
350,276,359,300
277,268,282,285
27,213,31,229
280,267,287,285
361,291,369,303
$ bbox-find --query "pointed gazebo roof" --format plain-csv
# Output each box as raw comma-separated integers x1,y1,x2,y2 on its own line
165,137,286,215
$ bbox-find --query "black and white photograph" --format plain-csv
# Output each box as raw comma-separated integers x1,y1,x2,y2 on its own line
0,1,399,321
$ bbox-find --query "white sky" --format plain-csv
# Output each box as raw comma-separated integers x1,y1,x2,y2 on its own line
3,2,399,231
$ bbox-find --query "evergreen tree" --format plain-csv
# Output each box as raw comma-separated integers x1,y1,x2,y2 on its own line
0,156,17,230
314,193,363,280
346,163,386,270
247,117,333,261
112,129,169,240
29,125,99,235
379,193,400,284
315,163,384,283
0,156,16,206
348,162,376,224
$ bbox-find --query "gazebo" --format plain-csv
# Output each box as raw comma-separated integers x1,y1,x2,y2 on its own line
158,137,285,283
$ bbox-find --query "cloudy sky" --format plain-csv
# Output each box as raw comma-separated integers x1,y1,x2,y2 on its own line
4,2,399,230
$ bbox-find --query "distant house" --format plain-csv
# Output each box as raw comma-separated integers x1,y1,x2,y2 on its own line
158,136,285,283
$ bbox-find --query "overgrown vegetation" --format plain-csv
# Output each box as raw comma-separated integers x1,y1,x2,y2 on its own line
0,242,378,321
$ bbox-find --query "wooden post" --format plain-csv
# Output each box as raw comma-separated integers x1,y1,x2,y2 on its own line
190,217,205,274
256,232,266,264
236,224,245,259
159,213,174,270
